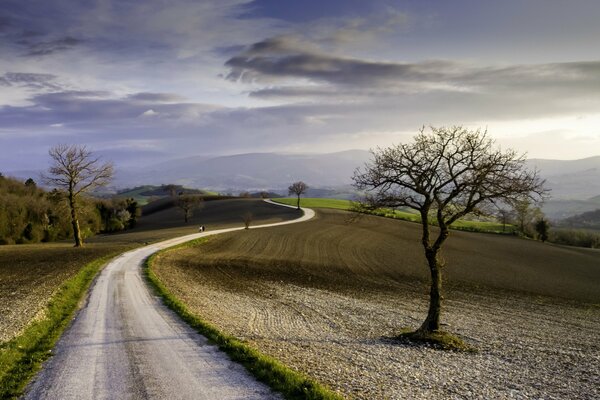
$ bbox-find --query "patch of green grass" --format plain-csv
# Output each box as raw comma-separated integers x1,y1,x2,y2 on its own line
0,253,120,399
272,197,353,211
145,242,344,400
396,329,476,352
273,198,516,234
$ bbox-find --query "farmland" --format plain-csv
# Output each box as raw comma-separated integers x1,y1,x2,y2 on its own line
273,197,515,233
152,208,600,399
0,199,298,344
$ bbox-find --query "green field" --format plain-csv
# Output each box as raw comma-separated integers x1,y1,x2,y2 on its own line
273,197,354,210
272,197,515,234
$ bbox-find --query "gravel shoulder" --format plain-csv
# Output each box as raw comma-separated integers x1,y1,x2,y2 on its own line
153,208,600,399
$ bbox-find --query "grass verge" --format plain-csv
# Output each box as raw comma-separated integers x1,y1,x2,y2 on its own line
144,240,344,400
0,253,118,399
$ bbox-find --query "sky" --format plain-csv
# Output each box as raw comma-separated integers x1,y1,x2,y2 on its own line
1,0,600,172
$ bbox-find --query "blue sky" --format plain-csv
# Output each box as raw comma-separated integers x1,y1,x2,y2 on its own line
1,0,599,172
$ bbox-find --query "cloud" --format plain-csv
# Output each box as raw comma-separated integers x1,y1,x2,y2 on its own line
128,92,187,103
227,37,600,95
0,72,62,90
140,109,158,117
21,36,82,56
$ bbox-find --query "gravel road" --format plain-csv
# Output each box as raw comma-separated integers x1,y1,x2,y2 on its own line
23,202,314,400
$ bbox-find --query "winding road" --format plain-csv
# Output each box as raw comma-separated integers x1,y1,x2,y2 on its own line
24,201,315,400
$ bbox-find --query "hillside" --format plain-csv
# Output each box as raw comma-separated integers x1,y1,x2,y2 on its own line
153,207,600,399
112,150,372,191
7,152,600,219
527,156,600,200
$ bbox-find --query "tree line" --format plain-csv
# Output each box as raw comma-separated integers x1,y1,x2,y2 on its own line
0,173,139,245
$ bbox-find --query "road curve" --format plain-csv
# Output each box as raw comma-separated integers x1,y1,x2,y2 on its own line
24,201,315,400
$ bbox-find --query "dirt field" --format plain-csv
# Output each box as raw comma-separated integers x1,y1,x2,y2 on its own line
0,199,298,343
153,208,600,399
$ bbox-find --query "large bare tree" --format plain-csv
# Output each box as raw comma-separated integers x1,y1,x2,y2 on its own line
353,126,546,339
288,181,308,210
44,144,113,247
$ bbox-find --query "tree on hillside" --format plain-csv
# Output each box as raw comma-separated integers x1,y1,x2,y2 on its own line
353,126,546,342
43,144,113,247
496,208,512,232
512,200,543,237
288,181,308,210
176,194,203,223
164,184,179,197
535,218,550,242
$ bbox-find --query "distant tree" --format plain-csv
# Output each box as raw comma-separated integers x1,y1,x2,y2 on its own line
242,212,253,229
239,191,251,198
259,191,269,199
43,144,113,247
512,200,543,237
288,181,308,210
164,184,178,197
496,208,512,232
535,218,550,242
353,126,546,341
176,194,203,223
25,178,36,188
125,198,140,227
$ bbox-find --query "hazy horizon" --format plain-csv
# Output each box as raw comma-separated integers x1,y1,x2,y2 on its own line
2,0,600,171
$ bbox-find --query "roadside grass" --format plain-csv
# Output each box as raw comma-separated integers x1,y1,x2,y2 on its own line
272,198,516,234
0,252,121,399
145,239,344,400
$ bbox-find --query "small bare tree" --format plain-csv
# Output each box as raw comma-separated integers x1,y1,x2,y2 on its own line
242,212,253,229
353,126,546,341
43,144,113,247
176,194,203,223
288,181,308,210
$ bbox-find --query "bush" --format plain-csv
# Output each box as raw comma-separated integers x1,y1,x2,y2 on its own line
549,229,600,249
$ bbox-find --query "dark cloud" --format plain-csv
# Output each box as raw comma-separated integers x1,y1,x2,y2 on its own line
22,36,81,56
0,72,61,90
226,37,600,100
128,92,187,103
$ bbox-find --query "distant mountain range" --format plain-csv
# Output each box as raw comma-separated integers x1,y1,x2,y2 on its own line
113,150,372,192
5,151,600,220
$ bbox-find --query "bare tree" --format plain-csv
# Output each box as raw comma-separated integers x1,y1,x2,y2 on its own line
176,194,203,223
164,184,179,197
353,126,546,339
242,212,253,229
288,181,308,210
43,144,113,247
496,208,512,232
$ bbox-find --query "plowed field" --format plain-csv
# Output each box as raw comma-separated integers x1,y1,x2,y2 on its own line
0,199,298,343
153,208,600,399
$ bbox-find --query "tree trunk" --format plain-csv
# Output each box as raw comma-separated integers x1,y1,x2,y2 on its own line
418,248,442,333
296,194,300,210
68,192,83,247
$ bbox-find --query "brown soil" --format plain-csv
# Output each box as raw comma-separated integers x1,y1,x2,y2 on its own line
153,208,600,399
0,199,298,343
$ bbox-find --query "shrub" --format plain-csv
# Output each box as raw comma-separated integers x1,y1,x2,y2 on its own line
549,229,600,249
